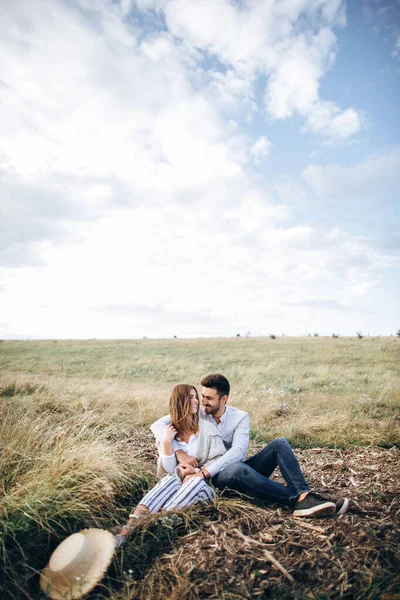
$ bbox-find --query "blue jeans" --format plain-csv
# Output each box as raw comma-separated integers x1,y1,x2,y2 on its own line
212,437,310,506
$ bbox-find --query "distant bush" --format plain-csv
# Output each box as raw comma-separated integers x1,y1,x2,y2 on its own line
332,333,340,338
269,334,276,339
356,331,364,339
0,381,38,397
396,330,400,337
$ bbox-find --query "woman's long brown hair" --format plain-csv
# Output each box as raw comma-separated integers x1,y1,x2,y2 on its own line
169,384,199,436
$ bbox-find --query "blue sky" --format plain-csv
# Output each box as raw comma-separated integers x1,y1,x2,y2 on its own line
0,0,399,338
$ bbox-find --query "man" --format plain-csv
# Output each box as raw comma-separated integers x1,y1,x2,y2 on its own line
150,373,349,518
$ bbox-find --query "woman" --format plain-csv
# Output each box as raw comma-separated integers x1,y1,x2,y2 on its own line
114,384,225,547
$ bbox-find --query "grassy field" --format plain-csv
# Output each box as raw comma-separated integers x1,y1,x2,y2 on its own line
0,337,399,599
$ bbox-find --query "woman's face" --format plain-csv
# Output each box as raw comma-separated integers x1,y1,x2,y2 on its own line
189,388,199,414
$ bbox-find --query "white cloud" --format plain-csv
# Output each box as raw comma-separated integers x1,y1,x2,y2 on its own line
1,0,268,268
0,0,396,339
250,137,271,162
301,146,400,198
265,27,336,119
206,68,256,115
275,181,309,206
305,101,361,142
0,1,250,191
0,192,393,338
159,0,360,142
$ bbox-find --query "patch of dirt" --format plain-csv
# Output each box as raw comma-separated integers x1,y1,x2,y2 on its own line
115,430,400,599
112,428,158,466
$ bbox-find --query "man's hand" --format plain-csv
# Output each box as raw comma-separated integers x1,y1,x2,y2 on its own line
179,464,197,478
200,466,211,479
162,424,177,443
175,450,198,468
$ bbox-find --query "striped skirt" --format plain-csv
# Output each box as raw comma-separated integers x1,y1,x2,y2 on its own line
138,475,215,513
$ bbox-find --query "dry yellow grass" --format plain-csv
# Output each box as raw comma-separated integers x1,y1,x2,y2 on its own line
1,336,398,446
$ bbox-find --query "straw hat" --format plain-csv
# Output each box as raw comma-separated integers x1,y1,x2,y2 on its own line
40,529,115,599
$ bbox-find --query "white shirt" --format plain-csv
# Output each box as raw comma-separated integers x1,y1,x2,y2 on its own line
160,434,199,473
150,405,250,477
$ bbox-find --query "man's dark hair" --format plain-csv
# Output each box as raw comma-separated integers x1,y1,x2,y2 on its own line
201,373,230,398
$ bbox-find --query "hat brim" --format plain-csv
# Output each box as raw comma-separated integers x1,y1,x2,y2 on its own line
40,529,115,599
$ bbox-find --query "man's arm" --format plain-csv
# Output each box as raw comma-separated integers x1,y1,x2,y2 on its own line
150,414,172,440
205,413,250,478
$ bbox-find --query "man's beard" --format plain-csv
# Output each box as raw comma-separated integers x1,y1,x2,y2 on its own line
203,404,218,415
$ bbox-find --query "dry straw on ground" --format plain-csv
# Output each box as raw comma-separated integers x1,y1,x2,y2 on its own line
110,430,400,600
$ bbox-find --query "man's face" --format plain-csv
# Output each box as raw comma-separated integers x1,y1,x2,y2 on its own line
201,386,226,415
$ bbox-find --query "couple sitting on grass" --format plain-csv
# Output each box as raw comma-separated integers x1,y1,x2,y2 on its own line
114,373,349,547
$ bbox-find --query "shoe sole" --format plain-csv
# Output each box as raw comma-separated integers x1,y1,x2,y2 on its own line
293,501,336,518
336,498,350,515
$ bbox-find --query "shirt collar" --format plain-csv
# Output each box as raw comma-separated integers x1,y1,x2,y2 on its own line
218,405,229,423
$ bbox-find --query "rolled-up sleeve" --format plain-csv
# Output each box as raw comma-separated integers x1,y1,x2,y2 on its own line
159,451,178,473
207,414,250,477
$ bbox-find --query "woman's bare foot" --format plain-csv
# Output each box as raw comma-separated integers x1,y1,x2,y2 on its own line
119,505,150,537
132,504,151,517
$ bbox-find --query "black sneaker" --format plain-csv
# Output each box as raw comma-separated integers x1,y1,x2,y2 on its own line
335,498,349,515
293,492,336,518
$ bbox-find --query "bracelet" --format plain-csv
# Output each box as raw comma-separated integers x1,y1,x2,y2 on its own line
200,467,207,479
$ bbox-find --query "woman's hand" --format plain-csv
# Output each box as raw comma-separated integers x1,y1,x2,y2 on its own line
175,450,198,468
162,424,177,461
179,464,197,477
162,424,177,443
